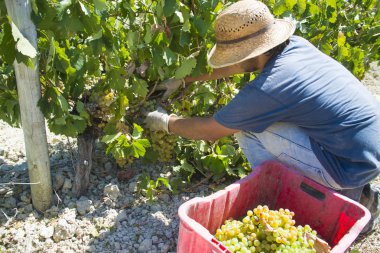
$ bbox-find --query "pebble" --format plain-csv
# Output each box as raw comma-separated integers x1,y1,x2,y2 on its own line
53,172,65,191
62,178,72,191
40,225,54,239
76,197,93,215
104,161,113,171
53,219,74,242
129,182,138,192
104,183,121,201
1,196,17,209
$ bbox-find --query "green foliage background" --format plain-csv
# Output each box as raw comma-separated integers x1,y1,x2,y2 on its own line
0,0,379,193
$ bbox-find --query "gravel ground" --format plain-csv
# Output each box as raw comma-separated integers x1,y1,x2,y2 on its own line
0,62,379,253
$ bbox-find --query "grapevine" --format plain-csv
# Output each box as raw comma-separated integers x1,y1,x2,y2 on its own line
215,205,330,253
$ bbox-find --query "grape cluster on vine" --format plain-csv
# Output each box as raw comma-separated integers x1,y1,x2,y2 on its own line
215,205,326,253
143,100,177,162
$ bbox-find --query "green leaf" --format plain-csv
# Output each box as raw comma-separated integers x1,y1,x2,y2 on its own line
326,0,337,23
101,133,122,144
175,11,184,23
54,117,66,125
175,57,196,79
131,77,148,97
163,47,176,66
220,144,235,156
173,159,195,174
156,177,172,191
308,3,320,16
46,37,56,71
337,32,346,47
144,24,153,44
76,101,90,120
273,0,288,16
48,114,87,137
117,94,129,118
202,155,225,176
109,68,126,91
179,31,190,47
285,0,297,10
10,21,37,58
127,30,139,50
297,0,307,15
132,139,148,157
193,17,209,37
57,0,73,17
57,95,69,112
86,30,102,42
93,0,107,13
0,21,16,64
53,41,76,75
163,0,177,17
321,42,333,55
132,123,144,139
79,1,90,16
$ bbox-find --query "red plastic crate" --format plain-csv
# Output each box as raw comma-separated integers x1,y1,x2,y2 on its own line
177,161,370,253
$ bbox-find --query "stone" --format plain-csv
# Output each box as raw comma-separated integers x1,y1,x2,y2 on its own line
160,244,170,253
1,197,17,209
12,229,25,242
104,161,113,171
53,172,65,191
138,239,153,252
114,242,121,250
62,178,72,191
53,219,73,242
76,197,93,215
20,192,31,204
61,208,77,224
115,210,128,223
40,225,54,239
158,194,170,202
0,186,10,196
164,230,172,238
128,182,138,193
104,183,121,201
152,236,159,244
0,147,5,156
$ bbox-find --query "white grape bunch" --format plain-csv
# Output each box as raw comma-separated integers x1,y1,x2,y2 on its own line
215,205,329,253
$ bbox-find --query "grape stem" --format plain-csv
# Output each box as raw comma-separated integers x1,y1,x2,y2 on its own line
305,232,331,253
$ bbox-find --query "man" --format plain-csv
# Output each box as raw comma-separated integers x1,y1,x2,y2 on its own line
145,0,380,233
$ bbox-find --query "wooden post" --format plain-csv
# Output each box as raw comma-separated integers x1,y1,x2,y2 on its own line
5,0,52,211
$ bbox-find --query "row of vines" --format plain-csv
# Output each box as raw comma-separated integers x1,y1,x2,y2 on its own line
0,0,379,196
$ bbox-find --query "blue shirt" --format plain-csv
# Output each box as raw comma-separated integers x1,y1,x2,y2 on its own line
214,36,380,188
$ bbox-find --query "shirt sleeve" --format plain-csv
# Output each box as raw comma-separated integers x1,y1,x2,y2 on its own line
213,80,288,133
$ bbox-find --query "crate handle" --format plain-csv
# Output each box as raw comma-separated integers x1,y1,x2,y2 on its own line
300,182,325,200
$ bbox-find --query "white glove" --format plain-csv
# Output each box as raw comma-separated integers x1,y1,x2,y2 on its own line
156,78,185,100
144,107,173,133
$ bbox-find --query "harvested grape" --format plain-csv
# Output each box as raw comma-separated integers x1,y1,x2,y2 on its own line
214,205,330,253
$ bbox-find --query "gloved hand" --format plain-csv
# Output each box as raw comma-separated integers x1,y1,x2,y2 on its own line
144,107,173,133
156,78,185,100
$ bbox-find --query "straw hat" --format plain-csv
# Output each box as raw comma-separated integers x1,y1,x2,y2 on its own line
207,0,295,68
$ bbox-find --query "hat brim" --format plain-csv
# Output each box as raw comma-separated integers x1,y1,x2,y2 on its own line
207,19,296,69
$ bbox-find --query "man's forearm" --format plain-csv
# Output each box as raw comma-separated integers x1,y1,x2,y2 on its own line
168,115,238,141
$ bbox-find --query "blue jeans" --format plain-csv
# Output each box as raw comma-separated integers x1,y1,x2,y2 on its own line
235,122,363,201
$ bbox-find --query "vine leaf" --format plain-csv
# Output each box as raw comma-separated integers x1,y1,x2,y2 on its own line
175,57,196,79
10,21,37,58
